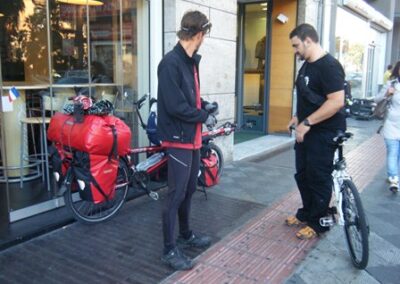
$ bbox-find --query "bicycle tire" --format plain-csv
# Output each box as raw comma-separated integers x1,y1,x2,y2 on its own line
64,160,129,224
209,143,224,178
342,179,369,269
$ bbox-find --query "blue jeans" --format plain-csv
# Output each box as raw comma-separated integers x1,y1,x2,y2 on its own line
384,138,400,178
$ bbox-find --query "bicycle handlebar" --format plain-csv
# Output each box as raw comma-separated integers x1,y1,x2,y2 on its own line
134,93,148,110
202,122,237,140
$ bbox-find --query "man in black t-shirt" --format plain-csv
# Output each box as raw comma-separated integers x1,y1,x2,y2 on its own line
286,24,346,239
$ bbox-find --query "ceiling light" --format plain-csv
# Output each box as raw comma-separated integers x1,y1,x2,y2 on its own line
260,3,268,6
0,13,4,17
56,0,104,6
262,8,267,11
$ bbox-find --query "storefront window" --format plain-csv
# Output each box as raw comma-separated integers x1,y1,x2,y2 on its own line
50,0,89,85
0,0,148,223
335,7,368,98
0,0,50,85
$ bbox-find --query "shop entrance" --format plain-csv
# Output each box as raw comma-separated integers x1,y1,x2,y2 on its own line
236,1,271,143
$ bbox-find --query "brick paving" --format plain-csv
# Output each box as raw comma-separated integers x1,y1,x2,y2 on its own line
0,124,386,284
163,134,386,284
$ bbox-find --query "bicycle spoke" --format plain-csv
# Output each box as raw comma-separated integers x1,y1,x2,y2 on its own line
65,161,129,224
342,180,369,269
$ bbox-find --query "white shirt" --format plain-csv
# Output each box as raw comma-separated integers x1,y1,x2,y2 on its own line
375,78,400,140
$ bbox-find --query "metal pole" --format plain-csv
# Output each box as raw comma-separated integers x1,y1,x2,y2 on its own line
43,0,52,192
86,0,92,98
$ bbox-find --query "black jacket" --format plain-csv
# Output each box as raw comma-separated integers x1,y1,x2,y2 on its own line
157,42,209,144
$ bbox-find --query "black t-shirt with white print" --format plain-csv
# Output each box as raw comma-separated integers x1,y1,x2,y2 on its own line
296,53,346,131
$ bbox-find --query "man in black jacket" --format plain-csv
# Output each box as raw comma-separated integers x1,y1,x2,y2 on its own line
157,11,217,271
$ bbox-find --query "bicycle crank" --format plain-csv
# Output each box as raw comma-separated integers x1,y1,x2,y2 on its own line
149,191,159,200
133,171,159,200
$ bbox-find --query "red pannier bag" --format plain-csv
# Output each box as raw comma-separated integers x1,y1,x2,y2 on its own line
48,142,69,183
47,113,131,156
198,152,220,187
72,151,119,204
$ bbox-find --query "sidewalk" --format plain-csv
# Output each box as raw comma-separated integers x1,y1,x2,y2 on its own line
162,134,386,284
1,119,397,284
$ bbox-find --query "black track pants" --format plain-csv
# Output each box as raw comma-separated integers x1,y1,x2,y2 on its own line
294,130,337,233
162,148,200,251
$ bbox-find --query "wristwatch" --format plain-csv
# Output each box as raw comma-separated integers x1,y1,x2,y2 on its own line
303,118,311,127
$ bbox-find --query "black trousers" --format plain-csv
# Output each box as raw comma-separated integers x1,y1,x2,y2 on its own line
294,129,337,233
162,148,200,251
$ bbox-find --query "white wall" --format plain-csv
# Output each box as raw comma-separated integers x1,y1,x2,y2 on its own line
163,0,237,161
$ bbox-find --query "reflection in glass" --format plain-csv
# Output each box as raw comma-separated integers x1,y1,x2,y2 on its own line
113,0,140,143
57,0,104,6
0,0,50,85
0,0,147,221
50,0,89,85
89,0,118,101
335,7,367,98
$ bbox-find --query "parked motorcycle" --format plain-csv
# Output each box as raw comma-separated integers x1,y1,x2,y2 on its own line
349,98,376,120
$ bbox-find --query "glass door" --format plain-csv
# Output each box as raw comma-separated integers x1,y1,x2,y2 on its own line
236,1,270,143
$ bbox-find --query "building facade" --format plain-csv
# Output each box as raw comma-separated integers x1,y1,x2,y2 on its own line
0,0,396,228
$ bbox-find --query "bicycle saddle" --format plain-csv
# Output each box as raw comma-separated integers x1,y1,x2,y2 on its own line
333,131,353,144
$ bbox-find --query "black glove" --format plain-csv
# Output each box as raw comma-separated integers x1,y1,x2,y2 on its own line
205,102,219,116
205,114,217,130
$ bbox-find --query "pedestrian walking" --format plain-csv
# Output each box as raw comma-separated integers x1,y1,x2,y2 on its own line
375,61,400,192
157,10,216,271
286,23,346,239
383,64,393,84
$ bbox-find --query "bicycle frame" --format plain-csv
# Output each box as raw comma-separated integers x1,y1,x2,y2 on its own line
320,134,352,227
331,154,351,226
131,93,236,178
124,121,236,183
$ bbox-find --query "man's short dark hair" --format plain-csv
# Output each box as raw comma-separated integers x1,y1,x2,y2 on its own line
289,23,319,43
177,11,211,40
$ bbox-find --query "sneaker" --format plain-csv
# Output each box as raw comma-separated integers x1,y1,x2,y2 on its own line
296,226,318,240
285,216,305,227
161,247,194,271
176,232,211,248
389,181,399,193
388,176,399,183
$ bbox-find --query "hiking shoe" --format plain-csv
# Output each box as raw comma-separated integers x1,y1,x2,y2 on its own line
296,226,318,240
161,247,194,271
285,216,305,227
389,181,399,193
176,232,211,248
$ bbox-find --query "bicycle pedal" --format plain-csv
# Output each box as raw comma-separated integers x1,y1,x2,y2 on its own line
319,216,336,227
149,191,159,200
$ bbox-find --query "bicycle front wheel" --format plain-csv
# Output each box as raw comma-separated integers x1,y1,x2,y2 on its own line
342,179,369,269
64,160,129,224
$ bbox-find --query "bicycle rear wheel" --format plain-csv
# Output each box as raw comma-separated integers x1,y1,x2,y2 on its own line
64,160,129,224
342,179,369,269
209,143,224,178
